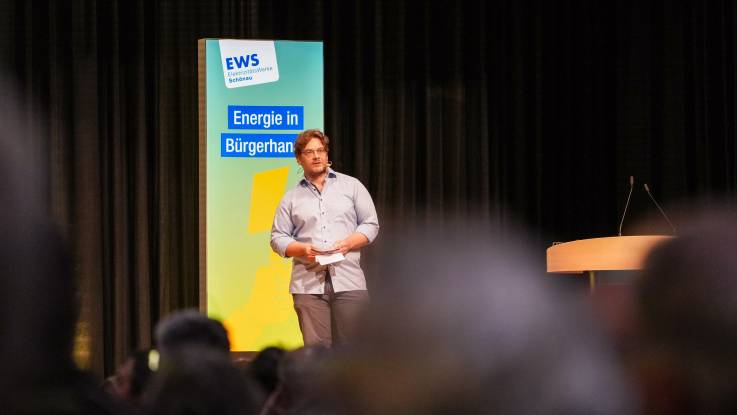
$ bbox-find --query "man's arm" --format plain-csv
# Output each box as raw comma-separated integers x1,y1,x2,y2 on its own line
332,180,379,254
271,194,320,261
270,194,298,257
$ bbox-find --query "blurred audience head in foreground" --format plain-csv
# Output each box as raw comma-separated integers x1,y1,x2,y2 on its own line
635,209,737,414
259,345,331,415
147,310,266,414
154,309,230,357
249,346,287,395
145,345,262,415
317,220,637,415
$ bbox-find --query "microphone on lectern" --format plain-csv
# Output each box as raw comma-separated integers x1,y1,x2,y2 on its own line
644,183,677,235
618,176,634,236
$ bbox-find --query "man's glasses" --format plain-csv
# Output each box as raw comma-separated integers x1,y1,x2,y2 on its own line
302,148,327,157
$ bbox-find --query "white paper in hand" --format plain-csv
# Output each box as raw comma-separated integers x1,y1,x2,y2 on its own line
316,252,345,265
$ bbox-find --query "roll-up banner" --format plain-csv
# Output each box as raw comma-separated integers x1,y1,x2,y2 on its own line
198,39,323,351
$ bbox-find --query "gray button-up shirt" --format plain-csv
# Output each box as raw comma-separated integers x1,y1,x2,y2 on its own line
270,168,379,294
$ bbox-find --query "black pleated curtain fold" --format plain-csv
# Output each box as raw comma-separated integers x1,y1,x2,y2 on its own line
1,0,736,376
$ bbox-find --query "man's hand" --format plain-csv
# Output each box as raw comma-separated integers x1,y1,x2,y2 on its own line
285,242,318,262
332,233,369,255
331,239,352,255
303,243,318,262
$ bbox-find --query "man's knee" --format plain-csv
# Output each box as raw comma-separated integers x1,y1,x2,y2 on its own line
293,295,332,347
332,290,370,345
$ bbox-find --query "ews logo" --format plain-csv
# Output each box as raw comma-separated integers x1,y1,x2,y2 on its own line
225,54,260,70
218,39,279,88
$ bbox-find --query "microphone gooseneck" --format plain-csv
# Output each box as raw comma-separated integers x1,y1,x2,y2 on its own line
618,176,635,236
644,183,677,235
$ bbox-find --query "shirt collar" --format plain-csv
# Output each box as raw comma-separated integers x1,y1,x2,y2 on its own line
300,167,337,186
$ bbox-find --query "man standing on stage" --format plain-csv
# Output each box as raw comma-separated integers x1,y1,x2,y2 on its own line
270,129,379,347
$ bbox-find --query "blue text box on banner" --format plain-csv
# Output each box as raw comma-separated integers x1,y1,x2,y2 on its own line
227,105,304,130
221,133,297,157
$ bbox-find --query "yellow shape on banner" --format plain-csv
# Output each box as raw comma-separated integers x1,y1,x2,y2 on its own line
223,165,302,351
224,250,302,350
248,167,290,233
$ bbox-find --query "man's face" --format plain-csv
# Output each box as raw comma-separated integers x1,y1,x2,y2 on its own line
298,137,329,177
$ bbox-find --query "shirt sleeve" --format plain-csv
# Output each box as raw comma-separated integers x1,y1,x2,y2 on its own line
270,192,297,257
353,180,380,243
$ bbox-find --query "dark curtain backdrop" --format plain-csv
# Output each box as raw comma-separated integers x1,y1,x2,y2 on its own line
1,0,736,376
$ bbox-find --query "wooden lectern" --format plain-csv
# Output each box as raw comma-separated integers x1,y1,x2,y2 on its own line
546,236,674,291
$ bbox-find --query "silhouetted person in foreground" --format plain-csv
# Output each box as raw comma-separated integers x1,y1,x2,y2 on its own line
635,214,737,414
0,78,139,414
317,221,638,415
